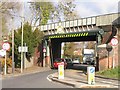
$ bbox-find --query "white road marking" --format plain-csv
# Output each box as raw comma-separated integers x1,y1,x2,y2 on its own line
47,74,52,82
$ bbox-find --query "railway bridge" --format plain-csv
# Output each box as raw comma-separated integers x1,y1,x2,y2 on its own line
39,13,119,70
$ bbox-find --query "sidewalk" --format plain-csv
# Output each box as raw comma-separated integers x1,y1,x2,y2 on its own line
49,69,119,88
1,66,51,79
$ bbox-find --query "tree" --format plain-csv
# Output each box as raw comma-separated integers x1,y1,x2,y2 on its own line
56,0,79,21
13,22,44,67
0,2,21,50
0,2,21,35
29,2,54,26
85,42,96,49
29,0,79,25
63,42,75,58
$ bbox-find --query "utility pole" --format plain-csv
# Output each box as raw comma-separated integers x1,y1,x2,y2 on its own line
21,2,24,73
12,17,15,74
21,21,23,73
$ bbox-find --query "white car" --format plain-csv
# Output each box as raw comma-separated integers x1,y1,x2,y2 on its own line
72,58,80,64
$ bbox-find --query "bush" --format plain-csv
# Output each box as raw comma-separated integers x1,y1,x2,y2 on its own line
0,58,12,68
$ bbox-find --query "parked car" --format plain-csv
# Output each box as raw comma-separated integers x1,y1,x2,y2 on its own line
72,58,80,64
53,58,67,69
65,58,73,68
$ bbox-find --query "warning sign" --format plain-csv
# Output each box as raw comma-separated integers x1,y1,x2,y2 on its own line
110,38,118,46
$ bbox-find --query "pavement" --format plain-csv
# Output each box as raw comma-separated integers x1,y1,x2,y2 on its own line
1,66,119,88
49,69,119,88
1,66,51,79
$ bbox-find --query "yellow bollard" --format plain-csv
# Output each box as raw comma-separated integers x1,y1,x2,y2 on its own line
58,62,64,79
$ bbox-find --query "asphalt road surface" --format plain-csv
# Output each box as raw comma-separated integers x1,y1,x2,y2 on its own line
2,70,72,88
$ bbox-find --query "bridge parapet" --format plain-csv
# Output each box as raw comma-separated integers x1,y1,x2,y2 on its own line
39,13,119,35
96,13,118,26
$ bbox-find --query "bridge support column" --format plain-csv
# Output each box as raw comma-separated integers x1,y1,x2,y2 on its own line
42,39,47,67
46,42,50,67
95,41,99,71
95,34,101,71
51,39,61,62
42,39,51,67
96,29,104,71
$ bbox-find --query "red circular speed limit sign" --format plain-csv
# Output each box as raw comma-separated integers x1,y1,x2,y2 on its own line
43,48,46,53
2,42,10,51
110,38,118,46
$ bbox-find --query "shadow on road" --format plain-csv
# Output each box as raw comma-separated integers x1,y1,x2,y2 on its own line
70,64,95,75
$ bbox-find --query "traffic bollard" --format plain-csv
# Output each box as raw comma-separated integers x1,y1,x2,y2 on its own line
87,66,95,85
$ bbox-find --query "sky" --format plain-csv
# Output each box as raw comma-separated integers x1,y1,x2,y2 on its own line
74,0,119,18
10,0,119,30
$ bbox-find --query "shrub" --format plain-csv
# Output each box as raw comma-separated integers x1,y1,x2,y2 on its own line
0,58,12,68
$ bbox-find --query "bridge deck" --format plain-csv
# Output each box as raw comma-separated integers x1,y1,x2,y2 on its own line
39,13,118,32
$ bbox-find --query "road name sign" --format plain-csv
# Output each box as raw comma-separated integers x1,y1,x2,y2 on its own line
18,46,28,52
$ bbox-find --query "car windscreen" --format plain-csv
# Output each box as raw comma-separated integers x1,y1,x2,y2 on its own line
54,59,63,62
65,59,71,62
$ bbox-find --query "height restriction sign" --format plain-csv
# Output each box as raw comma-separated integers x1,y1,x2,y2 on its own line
110,38,118,46
2,42,10,51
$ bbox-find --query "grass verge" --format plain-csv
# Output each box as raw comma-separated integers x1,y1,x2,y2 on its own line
96,66,120,79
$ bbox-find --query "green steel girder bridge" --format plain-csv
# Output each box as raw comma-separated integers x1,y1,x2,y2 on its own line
39,13,119,70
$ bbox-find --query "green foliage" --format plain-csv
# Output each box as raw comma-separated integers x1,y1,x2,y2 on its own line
96,66,120,79
30,1,78,24
30,2,54,25
86,42,95,49
63,42,75,58
14,22,44,67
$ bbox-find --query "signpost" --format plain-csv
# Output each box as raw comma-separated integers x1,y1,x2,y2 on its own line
106,44,113,68
18,45,28,71
58,62,64,79
2,42,10,75
87,66,95,85
110,37,118,68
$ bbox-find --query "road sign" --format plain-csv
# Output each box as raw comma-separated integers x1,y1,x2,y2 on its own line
0,49,6,57
18,46,28,52
43,48,46,53
110,38,118,46
2,42,10,51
